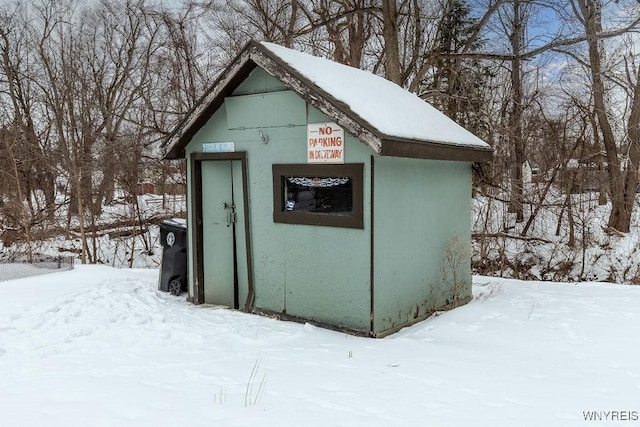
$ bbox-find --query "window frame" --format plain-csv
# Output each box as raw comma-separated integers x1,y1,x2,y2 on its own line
272,163,364,229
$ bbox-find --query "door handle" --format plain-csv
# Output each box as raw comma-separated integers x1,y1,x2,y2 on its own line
224,202,237,226
226,212,237,225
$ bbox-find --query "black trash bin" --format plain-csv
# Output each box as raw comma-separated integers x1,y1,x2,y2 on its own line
159,218,188,296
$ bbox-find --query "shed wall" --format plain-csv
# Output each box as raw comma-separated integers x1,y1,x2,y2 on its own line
372,156,473,334
185,68,372,332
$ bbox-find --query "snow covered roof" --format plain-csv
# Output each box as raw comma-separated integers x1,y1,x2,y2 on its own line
163,41,492,162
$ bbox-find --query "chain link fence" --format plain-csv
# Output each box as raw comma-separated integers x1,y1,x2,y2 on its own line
0,253,74,282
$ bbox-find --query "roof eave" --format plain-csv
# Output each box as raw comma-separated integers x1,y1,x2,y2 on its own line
380,137,493,162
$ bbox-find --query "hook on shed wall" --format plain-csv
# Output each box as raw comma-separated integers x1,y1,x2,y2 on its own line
258,130,269,144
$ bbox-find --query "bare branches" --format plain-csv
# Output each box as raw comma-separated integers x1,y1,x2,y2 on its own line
3,0,640,266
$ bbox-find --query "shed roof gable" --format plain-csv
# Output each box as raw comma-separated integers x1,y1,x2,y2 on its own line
162,41,492,162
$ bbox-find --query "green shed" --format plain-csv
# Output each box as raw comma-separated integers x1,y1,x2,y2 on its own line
162,41,492,337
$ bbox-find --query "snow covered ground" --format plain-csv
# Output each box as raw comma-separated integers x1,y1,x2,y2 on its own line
1,266,639,426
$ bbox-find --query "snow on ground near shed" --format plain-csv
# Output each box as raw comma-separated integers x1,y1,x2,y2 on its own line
261,42,489,149
1,267,639,426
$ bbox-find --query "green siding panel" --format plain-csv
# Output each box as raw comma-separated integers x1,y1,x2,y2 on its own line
232,68,287,95
225,91,306,129
372,157,472,334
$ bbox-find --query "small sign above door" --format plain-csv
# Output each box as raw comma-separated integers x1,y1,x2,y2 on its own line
203,142,235,153
307,122,344,164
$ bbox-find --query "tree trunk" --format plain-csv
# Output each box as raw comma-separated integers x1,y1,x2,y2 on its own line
508,0,525,222
576,0,627,230
620,59,640,230
382,0,402,85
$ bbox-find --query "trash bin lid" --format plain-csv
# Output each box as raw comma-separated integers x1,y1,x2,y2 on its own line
161,218,187,229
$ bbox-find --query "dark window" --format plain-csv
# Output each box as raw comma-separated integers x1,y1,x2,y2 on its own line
284,176,353,213
273,164,364,229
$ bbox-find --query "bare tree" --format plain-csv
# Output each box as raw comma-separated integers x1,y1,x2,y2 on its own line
23,0,166,262
506,0,526,222
0,3,56,238
381,0,402,84
569,0,640,232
